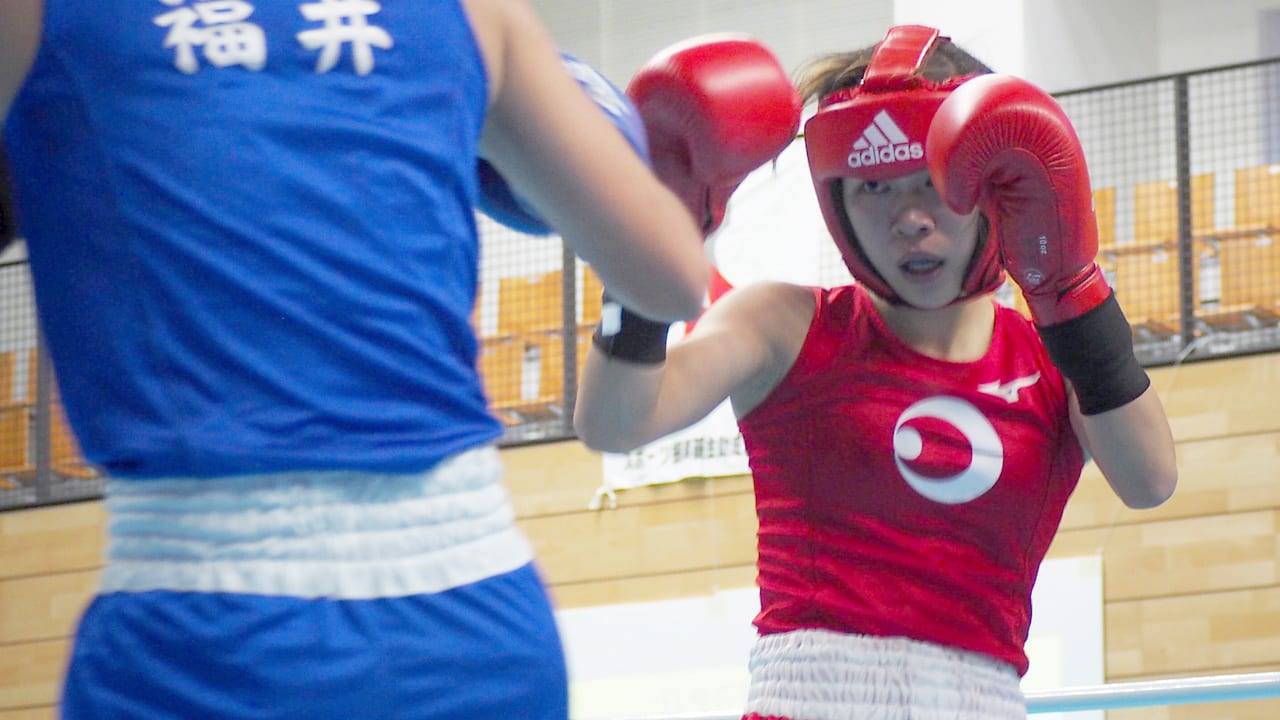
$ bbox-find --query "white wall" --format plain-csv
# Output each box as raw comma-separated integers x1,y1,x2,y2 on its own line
1024,1,1162,92
1159,0,1280,73
529,0,1280,91
893,0,1028,76
528,0,894,90
890,0,1166,91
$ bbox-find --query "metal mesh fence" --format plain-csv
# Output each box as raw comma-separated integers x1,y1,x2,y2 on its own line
1056,58,1280,364
3,57,1279,510
0,260,105,510
0,261,33,501
474,216,590,444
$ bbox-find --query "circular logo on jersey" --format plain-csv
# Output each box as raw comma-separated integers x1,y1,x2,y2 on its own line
892,396,1004,504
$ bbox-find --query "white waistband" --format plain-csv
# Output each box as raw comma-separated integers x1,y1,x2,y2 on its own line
100,446,533,599
745,629,1025,720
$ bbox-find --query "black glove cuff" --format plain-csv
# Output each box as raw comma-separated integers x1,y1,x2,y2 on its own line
591,292,671,364
1039,292,1151,416
0,147,16,251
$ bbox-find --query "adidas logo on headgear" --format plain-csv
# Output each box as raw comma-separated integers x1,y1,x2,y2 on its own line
846,110,923,169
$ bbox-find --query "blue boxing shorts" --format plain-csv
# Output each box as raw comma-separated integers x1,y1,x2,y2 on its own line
61,446,567,720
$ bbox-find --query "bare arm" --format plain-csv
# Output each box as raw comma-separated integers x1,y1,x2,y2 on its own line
1070,385,1177,509
574,281,813,452
461,0,708,323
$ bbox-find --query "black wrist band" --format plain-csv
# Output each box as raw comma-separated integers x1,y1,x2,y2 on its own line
591,292,671,364
0,147,16,251
1038,292,1150,415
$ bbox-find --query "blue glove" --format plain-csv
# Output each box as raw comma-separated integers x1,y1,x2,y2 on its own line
477,53,650,236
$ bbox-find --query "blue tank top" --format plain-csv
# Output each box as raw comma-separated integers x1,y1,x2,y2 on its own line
4,0,502,477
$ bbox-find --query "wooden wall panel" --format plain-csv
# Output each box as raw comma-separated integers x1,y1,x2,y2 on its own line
1106,587,1280,678
523,491,758,586
552,565,758,610
0,503,105,581
1061,432,1280,530
1048,511,1278,601
501,439,754,518
0,708,55,720
0,571,98,645
1149,354,1280,441
500,438,605,517
0,639,66,714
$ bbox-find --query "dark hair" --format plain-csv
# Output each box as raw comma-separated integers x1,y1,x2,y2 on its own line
795,38,994,107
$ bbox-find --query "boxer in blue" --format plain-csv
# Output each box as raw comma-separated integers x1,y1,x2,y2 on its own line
0,1,795,717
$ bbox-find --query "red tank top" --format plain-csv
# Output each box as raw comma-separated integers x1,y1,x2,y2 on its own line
738,285,1084,675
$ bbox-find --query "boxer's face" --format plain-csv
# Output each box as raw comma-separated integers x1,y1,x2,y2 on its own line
841,169,982,309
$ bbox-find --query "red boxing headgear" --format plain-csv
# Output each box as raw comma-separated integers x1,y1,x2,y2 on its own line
804,25,1004,305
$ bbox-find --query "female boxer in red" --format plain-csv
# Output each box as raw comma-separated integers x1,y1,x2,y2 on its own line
574,25,1177,720
1,1,720,718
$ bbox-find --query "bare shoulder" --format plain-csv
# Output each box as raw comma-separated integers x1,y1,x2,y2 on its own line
457,0,507,103
459,0,547,104
0,0,44,122
715,280,816,327
748,281,816,359
704,281,815,416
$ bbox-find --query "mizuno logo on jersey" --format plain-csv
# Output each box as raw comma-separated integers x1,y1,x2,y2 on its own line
977,373,1041,404
846,110,923,170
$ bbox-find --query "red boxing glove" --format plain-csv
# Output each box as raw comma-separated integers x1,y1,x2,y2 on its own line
926,74,1109,327
627,34,802,235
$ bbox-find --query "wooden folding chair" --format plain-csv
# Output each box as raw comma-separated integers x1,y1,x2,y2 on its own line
0,351,33,488
1104,242,1182,333
497,270,565,335
1132,174,1215,246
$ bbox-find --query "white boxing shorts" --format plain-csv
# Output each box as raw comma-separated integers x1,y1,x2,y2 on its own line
743,629,1026,720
